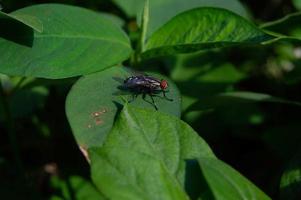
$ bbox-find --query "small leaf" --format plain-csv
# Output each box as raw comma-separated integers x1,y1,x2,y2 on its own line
66,66,181,149
143,8,274,59
197,157,271,200
0,4,132,78
280,149,301,200
261,12,301,38
188,91,301,111
10,86,49,118
50,176,107,200
293,0,301,10
89,105,215,200
0,75,49,119
0,10,42,32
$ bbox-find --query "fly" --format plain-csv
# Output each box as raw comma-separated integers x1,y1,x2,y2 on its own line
122,75,173,110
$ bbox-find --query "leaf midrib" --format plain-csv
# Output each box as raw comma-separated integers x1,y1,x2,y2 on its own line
125,108,188,199
35,34,131,48
145,40,268,51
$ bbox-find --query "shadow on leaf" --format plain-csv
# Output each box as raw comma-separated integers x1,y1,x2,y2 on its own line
0,18,33,47
185,159,215,200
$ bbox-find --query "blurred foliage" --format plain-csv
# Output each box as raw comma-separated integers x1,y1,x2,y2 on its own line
0,0,301,199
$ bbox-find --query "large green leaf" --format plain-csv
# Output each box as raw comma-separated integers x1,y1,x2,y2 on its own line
113,0,249,37
0,4,132,78
66,66,181,149
142,7,274,59
89,105,215,200
197,158,271,200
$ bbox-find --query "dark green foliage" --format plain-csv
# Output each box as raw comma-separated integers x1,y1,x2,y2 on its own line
1,0,301,199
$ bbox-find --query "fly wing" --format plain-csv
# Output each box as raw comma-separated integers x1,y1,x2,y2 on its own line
143,76,161,89
124,67,160,81
143,76,160,83
122,76,148,89
123,68,161,89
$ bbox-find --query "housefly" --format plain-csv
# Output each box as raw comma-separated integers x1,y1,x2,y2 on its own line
122,75,173,110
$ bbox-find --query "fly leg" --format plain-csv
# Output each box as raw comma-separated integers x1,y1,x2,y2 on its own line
129,93,139,103
162,90,173,101
142,93,158,110
150,94,158,110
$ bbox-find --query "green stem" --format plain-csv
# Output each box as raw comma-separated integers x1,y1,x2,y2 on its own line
0,82,24,178
11,77,26,95
140,0,149,53
132,0,149,67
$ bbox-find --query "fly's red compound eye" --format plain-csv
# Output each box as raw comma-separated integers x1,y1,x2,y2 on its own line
160,80,168,90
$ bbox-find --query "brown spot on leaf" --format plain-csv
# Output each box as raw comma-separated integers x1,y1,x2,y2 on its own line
89,108,108,127
95,118,103,126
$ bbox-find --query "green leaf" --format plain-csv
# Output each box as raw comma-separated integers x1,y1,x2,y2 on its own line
142,0,249,39
0,10,42,32
99,13,125,27
50,176,107,200
261,12,301,38
10,86,49,118
0,4,132,79
66,66,181,149
0,75,49,119
197,158,271,200
90,105,215,200
170,52,246,113
280,149,301,200
112,0,142,17
188,91,301,111
293,0,301,10
143,7,274,59
113,0,249,37
113,0,248,18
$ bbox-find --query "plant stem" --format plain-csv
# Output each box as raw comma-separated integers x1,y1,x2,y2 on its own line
0,81,24,178
140,0,149,53
132,0,149,67
11,77,26,95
